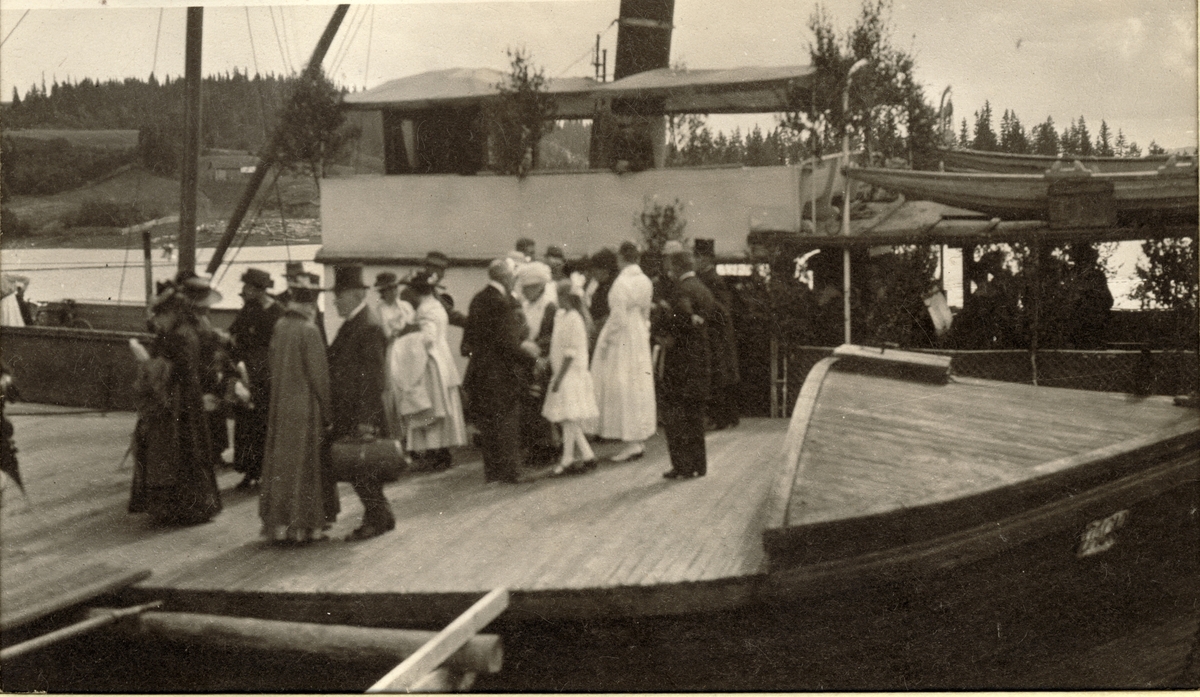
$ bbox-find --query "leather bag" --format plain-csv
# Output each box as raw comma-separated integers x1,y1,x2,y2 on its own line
330,436,407,483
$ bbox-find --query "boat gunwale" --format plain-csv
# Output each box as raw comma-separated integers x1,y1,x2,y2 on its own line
760,442,1199,598
762,358,1200,571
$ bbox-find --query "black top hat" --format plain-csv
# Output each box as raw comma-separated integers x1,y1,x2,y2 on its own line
241,268,274,289
284,261,306,278
694,239,716,257
424,251,450,269
330,265,367,292
288,272,323,292
374,272,400,290
544,245,565,260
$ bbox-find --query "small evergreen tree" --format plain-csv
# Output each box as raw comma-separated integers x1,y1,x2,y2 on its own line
486,48,556,176
1094,119,1114,156
972,101,998,151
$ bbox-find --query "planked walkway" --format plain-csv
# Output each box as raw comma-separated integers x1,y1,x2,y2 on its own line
1,406,788,625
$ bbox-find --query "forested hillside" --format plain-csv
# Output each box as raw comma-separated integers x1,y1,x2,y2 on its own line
5,71,296,152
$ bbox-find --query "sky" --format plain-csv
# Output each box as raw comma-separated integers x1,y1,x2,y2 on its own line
1,0,1196,149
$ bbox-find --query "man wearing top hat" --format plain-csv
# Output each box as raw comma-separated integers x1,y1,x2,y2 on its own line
327,265,395,540
277,261,328,344
228,268,285,488
693,240,741,431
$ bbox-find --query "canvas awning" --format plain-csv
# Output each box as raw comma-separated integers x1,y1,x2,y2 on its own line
750,197,1195,248
342,64,815,117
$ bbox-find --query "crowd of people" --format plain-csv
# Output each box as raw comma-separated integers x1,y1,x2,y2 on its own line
126,236,742,544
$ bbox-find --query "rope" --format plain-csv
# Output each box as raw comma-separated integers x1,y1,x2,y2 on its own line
1,10,30,49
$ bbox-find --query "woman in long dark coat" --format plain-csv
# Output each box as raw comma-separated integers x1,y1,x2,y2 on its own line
259,274,337,543
129,278,223,525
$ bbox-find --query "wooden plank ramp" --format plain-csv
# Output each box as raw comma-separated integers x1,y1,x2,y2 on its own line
2,408,790,628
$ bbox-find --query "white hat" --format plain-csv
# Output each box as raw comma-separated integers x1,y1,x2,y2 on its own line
515,261,552,287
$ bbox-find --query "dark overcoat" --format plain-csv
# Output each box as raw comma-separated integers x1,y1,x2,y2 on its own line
461,285,535,417
657,274,716,403
327,308,387,439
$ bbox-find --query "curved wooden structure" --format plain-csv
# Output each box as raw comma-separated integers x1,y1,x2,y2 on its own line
846,164,1199,222
757,347,1200,686
936,147,1187,174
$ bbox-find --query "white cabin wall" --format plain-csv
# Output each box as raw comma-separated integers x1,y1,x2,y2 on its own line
319,161,844,262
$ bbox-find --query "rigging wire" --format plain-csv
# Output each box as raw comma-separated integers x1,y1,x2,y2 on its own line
363,4,375,90
245,7,269,144
329,5,370,79
217,168,284,287
244,8,261,77
278,6,295,76
151,8,164,78
118,7,168,304
267,7,293,75
327,4,359,76
556,19,617,78
1,10,30,49
272,175,293,263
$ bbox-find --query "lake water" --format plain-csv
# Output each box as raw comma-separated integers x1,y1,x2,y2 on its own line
1,242,1145,311
2,245,323,310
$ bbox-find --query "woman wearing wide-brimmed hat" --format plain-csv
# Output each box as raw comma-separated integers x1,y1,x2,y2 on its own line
399,271,467,469
128,274,224,525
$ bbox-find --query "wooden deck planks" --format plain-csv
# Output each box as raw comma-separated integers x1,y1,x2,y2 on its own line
787,369,1199,527
3,409,790,621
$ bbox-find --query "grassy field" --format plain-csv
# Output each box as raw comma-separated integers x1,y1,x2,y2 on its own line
4,129,139,149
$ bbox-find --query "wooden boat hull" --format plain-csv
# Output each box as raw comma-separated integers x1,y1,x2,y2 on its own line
756,352,1200,689
937,147,1183,174
846,166,1199,222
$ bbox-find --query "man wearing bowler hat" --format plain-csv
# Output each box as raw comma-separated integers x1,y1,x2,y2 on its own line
327,265,395,540
228,268,284,488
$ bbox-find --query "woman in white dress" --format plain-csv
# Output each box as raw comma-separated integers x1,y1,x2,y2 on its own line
403,272,467,469
375,272,417,439
542,278,599,475
588,241,656,461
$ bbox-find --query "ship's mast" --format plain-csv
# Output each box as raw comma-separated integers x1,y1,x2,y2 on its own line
178,7,203,276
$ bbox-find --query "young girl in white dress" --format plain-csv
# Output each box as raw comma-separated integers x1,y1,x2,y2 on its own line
542,278,600,476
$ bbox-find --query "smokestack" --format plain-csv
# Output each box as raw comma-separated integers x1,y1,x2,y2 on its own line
613,0,675,80
590,0,675,171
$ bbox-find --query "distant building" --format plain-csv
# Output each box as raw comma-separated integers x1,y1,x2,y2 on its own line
200,153,259,182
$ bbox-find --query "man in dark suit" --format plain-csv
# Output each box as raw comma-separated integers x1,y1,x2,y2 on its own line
694,239,740,430
228,268,284,489
461,258,540,483
654,243,717,479
327,265,394,540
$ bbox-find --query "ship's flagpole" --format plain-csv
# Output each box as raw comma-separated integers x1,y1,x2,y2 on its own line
204,4,351,277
